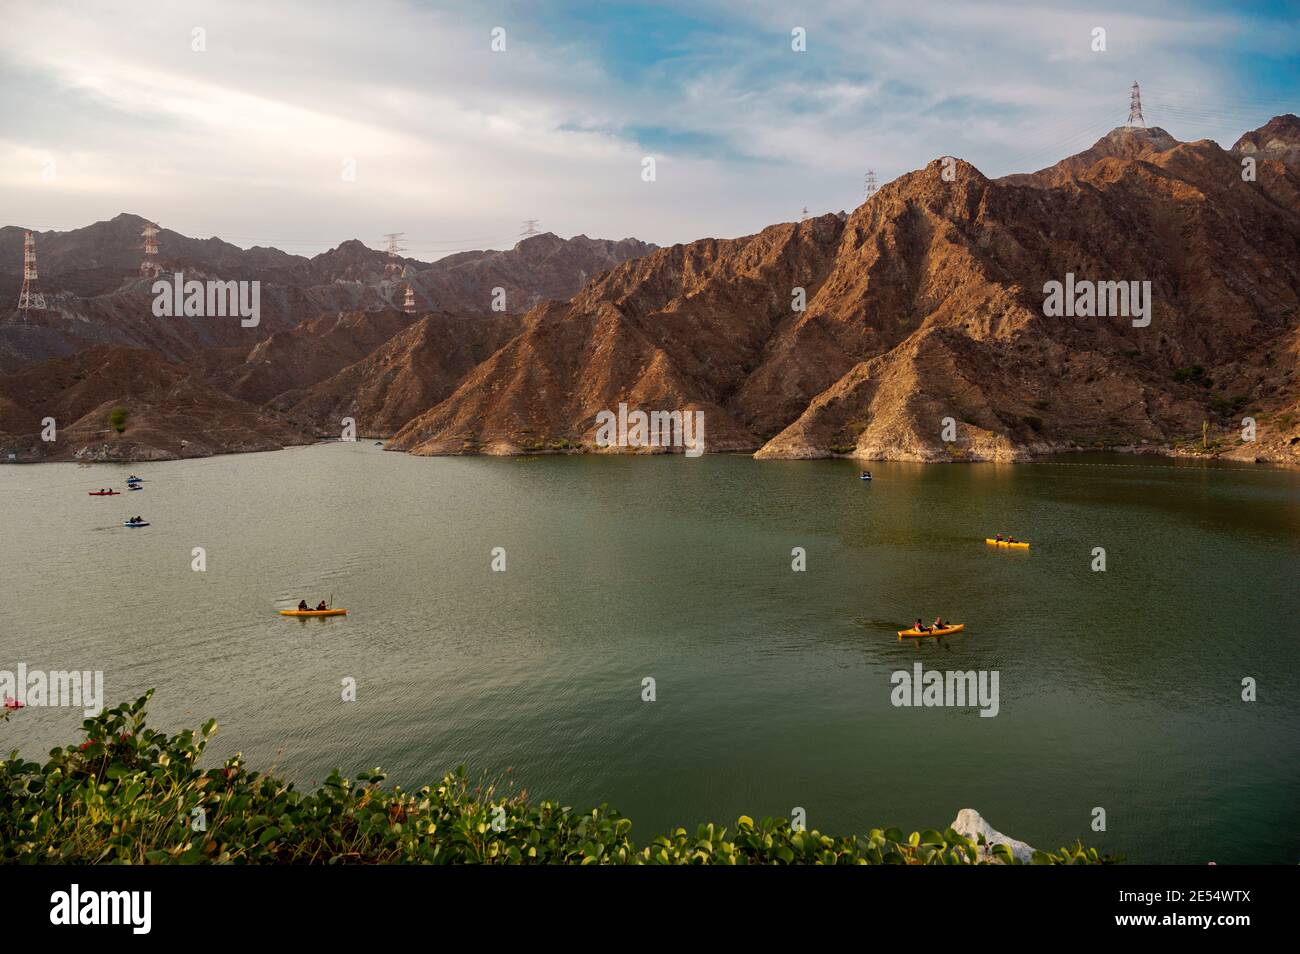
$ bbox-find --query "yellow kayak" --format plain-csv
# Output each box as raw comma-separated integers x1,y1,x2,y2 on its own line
279,608,347,617
898,624,965,639
985,538,1030,549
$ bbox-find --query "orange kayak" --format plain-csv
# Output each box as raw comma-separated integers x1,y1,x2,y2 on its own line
279,608,347,617
897,624,965,639
985,538,1030,549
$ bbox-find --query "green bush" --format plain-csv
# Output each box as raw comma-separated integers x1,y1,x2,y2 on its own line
108,406,129,433
0,693,1117,865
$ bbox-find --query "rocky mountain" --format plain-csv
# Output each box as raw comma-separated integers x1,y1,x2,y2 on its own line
277,312,524,435
0,216,654,371
1000,125,1181,187
0,346,311,462
5,116,1299,467
1232,113,1300,166
200,308,422,405
406,233,657,315
390,117,1300,465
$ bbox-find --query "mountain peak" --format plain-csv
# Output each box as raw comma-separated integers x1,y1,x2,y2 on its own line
1232,114,1300,164
1092,125,1180,157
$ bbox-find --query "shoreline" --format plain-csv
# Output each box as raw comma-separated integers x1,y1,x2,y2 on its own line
3,436,1296,469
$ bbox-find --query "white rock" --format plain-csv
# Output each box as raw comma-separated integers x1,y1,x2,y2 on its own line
950,809,1037,864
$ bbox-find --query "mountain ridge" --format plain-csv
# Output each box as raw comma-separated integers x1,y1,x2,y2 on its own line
4,115,1299,465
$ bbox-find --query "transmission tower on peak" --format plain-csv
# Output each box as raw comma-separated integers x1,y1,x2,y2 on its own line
140,222,162,279
1127,81,1146,129
519,219,541,238
864,169,877,200
403,283,416,314
17,231,46,321
381,232,405,278
800,206,809,221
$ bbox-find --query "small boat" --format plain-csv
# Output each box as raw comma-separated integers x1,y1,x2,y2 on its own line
88,490,120,496
859,474,872,481
123,520,150,527
128,485,144,491
898,624,965,639
985,538,1030,549
279,608,348,617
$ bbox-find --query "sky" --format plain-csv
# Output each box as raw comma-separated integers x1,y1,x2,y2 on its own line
0,0,1296,259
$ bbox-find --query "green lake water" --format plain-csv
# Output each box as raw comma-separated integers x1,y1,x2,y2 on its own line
2,443,1297,862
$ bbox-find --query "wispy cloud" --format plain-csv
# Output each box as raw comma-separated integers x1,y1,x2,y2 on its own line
0,0,1292,255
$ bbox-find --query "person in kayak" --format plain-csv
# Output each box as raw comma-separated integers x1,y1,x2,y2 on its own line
1008,535,1018,543
933,616,946,630
315,600,328,611
297,600,309,611
914,617,929,634
994,532,1003,542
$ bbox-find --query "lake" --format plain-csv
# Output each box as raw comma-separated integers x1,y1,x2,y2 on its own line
2,443,1297,863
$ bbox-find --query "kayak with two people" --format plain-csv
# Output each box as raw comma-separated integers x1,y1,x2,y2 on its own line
897,617,966,639
280,598,348,618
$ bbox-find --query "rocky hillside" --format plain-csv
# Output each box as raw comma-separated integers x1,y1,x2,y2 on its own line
201,308,422,405
408,233,657,314
276,312,524,435
4,117,1298,467
1232,113,1300,165
0,217,654,370
0,346,312,462
390,117,1300,465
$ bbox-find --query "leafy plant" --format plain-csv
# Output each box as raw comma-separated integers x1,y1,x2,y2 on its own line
0,693,1120,865
108,406,129,433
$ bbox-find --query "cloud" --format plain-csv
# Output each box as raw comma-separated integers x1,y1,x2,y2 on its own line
0,0,1290,255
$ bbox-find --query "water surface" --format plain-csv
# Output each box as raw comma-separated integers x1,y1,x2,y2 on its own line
2,444,1297,862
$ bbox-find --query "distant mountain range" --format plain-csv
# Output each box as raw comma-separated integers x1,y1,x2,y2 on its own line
2,115,1298,465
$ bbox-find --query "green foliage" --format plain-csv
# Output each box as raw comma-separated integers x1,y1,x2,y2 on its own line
108,406,129,433
0,693,1119,865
